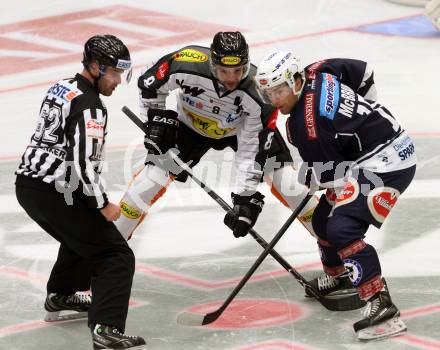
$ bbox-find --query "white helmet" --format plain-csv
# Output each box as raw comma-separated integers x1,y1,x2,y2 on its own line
255,51,304,95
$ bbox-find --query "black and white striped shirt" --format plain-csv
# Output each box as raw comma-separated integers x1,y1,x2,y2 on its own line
16,74,109,208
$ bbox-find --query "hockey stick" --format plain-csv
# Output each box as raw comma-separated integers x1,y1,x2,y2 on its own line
177,193,312,325
121,106,364,314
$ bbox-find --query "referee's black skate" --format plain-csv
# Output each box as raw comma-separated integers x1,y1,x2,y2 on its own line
44,292,91,322
354,289,406,341
305,272,365,310
92,324,146,349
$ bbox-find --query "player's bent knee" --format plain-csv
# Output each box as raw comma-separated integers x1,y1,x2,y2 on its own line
326,214,368,249
311,198,332,240
115,164,173,240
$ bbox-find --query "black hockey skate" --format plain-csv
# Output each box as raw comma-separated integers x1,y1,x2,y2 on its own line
354,290,407,341
44,292,91,322
305,273,366,310
92,324,146,349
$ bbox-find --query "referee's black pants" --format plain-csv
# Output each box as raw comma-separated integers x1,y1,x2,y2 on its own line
15,175,135,332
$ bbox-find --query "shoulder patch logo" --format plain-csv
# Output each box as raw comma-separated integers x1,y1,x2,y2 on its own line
173,49,208,63
156,61,169,80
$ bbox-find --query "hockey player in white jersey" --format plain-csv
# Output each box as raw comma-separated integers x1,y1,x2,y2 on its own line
115,32,318,242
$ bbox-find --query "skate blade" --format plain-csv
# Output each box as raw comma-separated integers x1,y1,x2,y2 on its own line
44,310,88,322
357,317,407,341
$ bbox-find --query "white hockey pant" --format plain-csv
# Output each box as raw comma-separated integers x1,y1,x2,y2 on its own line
265,166,319,239
114,165,171,240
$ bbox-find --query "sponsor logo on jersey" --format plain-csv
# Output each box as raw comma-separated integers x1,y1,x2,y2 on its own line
226,113,239,123
65,91,78,101
393,135,415,161
87,119,105,130
173,49,208,63
338,84,356,118
398,143,415,161
48,83,79,102
120,201,142,219
182,95,204,110
86,119,105,139
343,259,363,286
156,61,169,80
367,187,400,223
184,108,234,139
220,56,241,65
176,79,205,97
304,92,317,140
334,179,359,208
319,73,340,120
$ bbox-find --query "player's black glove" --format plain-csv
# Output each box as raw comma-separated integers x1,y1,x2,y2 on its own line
224,192,265,238
143,108,179,154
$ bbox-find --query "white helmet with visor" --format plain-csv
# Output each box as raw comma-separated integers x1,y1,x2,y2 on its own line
255,51,304,102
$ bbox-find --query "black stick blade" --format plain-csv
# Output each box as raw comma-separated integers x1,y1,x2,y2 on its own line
177,308,223,326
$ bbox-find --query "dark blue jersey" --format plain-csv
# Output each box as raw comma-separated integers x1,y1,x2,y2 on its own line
286,72,416,187
306,58,376,100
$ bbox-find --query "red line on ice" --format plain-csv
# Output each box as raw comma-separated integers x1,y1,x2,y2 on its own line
135,261,321,290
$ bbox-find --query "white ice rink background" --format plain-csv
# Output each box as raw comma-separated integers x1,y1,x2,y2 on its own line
0,1,439,349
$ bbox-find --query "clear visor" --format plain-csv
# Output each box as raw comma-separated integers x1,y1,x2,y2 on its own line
211,61,250,80
257,83,291,105
99,65,133,85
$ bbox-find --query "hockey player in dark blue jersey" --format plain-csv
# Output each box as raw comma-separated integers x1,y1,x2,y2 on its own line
255,51,416,341
294,57,379,298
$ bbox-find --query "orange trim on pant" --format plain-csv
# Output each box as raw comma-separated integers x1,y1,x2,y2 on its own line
124,175,174,240
269,181,290,208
